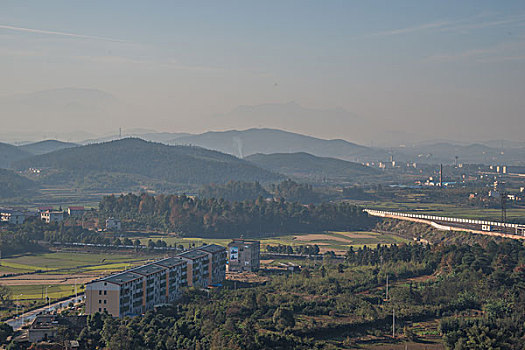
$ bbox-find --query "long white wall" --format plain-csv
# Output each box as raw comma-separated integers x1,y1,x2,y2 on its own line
364,209,525,231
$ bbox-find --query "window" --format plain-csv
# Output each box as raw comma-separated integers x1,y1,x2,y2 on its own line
104,290,107,295
98,308,101,312
104,300,107,304
98,290,102,295
98,300,101,304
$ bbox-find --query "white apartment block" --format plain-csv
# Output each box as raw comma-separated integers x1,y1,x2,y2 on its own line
85,245,225,318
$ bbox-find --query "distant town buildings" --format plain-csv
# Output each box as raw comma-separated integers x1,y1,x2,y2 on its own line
0,209,25,224
228,239,260,272
105,217,121,231
85,244,226,318
40,210,64,224
67,206,85,217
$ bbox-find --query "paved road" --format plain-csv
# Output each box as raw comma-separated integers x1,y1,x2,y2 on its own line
6,294,84,330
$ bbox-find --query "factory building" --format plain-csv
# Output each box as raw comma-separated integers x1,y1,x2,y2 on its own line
85,245,225,318
228,239,260,272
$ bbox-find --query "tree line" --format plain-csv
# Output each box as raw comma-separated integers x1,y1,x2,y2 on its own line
98,193,374,237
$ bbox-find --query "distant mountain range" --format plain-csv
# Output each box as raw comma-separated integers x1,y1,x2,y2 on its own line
246,152,380,182
170,128,388,162
13,138,281,191
19,140,78,156
2,128,525,183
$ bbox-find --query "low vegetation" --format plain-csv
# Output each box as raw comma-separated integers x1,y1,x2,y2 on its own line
61,239,525,349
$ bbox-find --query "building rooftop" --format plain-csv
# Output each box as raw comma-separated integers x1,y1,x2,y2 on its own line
179,249,208,260
197,244,226,253
68,206,85,210
103,271,142,285
154,257,186,268
130,263,166,276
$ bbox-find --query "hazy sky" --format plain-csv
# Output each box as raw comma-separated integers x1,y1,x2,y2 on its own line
1,1,525,144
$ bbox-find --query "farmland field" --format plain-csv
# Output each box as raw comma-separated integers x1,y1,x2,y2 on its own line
0,252,156,276
138,231,409,254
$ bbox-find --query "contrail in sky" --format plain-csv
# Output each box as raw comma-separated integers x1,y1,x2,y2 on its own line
0,24,126,42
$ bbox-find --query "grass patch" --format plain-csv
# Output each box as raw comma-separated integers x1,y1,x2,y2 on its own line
9,284,84,300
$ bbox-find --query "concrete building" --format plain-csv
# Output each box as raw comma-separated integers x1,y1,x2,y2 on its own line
197,244,227,285
85,246,225,318
228,239,260,272
28,315,87,343
40,210,64,223
153,257,188,303
67,206,85,217
0,209,25,224
86,271,143,317
178,250,209,288
105,217,121,231
129,264,167,311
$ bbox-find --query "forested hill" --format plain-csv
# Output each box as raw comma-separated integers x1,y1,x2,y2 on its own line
98,193,374,237
246,152,380,181
0,169,37,198
0,142,31,168
13,138,281,187
19,139,77,155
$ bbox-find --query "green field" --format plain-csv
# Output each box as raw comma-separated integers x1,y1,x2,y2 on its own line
0,252,157,276
9,284,84,301
139,231,409,253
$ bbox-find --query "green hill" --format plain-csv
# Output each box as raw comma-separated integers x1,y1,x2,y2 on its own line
14,138,281,191
0,142,31,169
246,152,379,182
0,169,37,198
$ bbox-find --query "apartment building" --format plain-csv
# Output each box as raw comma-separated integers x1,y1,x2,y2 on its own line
228,239,260,272
85,271,144,317
153,257,188,303
197,244,227,285
129,264,167,311
85,246,225,318
178,250,209,288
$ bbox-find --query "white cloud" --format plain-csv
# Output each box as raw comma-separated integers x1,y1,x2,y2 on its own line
0,24,126,42
369,13,525,38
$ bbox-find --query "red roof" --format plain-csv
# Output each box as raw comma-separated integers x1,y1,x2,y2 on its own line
68,206,85,210
38,207,54,211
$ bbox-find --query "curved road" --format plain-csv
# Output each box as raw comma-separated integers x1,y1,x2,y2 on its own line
6,294,84,330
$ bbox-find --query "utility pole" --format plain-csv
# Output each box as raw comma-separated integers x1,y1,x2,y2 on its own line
392,307,395,338
386,274,389,300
